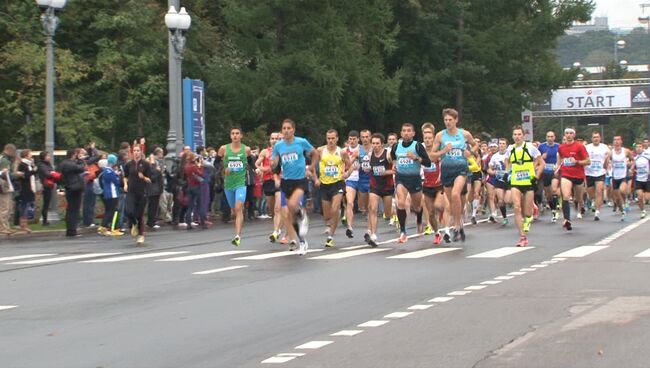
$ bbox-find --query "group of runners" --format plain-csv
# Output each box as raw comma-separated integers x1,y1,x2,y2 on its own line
214,110,650,254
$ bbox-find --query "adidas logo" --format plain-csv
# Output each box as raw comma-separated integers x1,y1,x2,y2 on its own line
633,90,650,103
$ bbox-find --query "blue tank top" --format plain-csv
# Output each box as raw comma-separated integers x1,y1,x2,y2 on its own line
394,140,421,176
441,129,466,164
359,145,371,181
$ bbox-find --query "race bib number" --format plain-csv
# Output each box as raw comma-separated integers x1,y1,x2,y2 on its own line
544,163,555,171
563,158,575,167
495,170,506,180
397,157,414,166
613,162,626,170
514,170,530,181
424,162,437,172
638,167,648,175
361,156,371,170
448,148,463,157
227,160,244,171
372,166,385,176
281,152,299,163
324,165,339,177
590,160,603,170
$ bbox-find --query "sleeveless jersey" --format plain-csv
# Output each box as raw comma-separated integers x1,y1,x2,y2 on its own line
611,148,628,180
394,140,421,176
345,145,361,181
262,147,274,181
440,129,467,164
585,143,609,177
423,156,441,188
635,154,649,182
369,149,394,191
359,145,371,181
224,144,247,189
509,143,536,186
319,146,345,184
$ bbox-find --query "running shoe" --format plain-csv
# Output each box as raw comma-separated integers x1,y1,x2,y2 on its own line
364,232,371,244
642,210,647,219
594,210,600,221
471,216,477,225
298,239,309,256
341,216,348,226
269,231,279,243
488,216,496,223
325,236,334,248
563,220,572,231
580,207,585,216
443,231,451,243
502,218,509,226
136,235,145,244
576,212,583,219
231,235,241,247
280,236,288,245
433,233,442,245
523,217,532,233
298,210,309,237
621,211,626,222
452,228,460,242
424,225,433,235
397,232,407,244
345,228,354,238
130,224,138,237
97,226,107,235
289,240,298,251
110,229,124,236
368,233,378,248
459,228,466,242
515,236,528,247
382,213,387,220
552,210,560,223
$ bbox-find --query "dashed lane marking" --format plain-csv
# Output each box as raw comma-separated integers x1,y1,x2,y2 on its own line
0,254,56,262
0,305,17,311
157,250,254,262
309,248,390,260
192,265,249,275
8,253,121,265
295,341,334,350
384,312,413,319
467,246,534,258
233,249,323,260
386,247,461,259
330,330,363,336
357,320,389,327
81,251,188,263
634,248,650,258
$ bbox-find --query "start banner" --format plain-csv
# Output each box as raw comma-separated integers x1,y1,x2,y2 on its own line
551,87,631,111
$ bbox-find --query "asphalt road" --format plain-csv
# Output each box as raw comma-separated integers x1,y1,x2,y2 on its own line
1,206,649,368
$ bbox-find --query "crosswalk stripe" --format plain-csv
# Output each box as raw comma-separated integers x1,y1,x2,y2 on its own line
634,248,650,257
553,245,608,258
330,330,363,336
157,250,255,262
0,254,56,262
309,248,390,260
467,247,534,258
0,305,17,311
232,249,323,260
81,251,188,263
193,265,248,275
387,247,460,259
8,253,121,265
295,341,333,349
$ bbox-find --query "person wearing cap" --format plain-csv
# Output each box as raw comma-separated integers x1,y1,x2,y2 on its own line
99,154,123,236
556,127,590,231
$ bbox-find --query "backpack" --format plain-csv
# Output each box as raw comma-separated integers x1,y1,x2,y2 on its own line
92,170,105,195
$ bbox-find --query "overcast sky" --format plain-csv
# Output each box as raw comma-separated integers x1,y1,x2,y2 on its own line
593,0,649,29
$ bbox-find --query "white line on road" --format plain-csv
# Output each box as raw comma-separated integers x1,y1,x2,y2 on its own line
386,247,460,259
448,290,472,296
428,296,454,303
261,356,296,364
330,330,363,336
481,280,502,285
81,251,188,263
0,305,17,311
157,250,254,262
508,271,526,276
494,275,514,280
0,254,56,262
192,265,249,275
467,246,534,258
531,264,547,268
384,311,413,319
464,285,487,290
595,216,650,245
408,304,433,310
634,248,650,257
232,249,323,260
8,253,121,265
553,245,608,258
309,248,390,260
358,320,389,327
295,341,334,349
520,268,537,272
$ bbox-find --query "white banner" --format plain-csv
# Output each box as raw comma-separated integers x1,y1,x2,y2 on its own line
521,109,533,141
551,87,631,111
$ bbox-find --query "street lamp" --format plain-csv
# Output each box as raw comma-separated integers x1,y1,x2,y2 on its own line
619,60,628,67
165,4,191,160
573,61,581,68
576,73,585,81
641,4,650,138
614,39,625,63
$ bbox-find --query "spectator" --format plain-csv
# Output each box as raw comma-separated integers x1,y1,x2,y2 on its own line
183,151,206,229
0,144,20,235
100,154,123,236
146,147,164,229
116,149,129,231
60,149,86,237
16,149,37,233
36,151,59,226
82,142,101,227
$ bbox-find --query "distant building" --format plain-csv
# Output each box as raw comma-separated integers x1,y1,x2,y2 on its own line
567,17,609,35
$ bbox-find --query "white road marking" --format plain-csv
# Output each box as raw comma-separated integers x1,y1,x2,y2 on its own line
330,330,363,336
157,250,254,261
384,312,413,319
295,341,333,349
495,275,514,280
448,290,472,296
81,251,188,263
552,257,567,261
634,248,650,258
508,271,526,276
192,265,248,275
553,245,608,258
8,253,121,265
595,216,650,245
541,260,558,264
0,254,56,262
310,248,390,260
358,320,389,327
261,356,295,364
531,264,547,268
520,268,536,272
464,285,487,291
386,247,460,259
481,280,502,285
340,245,368,250
278,353,305,357
0,305,17,311
233,249,323,260
467,246,534,258
429,296,454,303
408,304,433,310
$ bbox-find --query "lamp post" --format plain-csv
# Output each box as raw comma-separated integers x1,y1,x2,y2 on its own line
164,3,191,159
613,39,626,64
640,4,650,137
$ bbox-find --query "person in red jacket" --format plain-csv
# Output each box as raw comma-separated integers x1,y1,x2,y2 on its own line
556,128,590,231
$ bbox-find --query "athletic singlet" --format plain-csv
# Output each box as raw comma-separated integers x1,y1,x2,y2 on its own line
319,146,344,184
489,151,509,182
423,156,441,188
369,149,394,190
611,148,628,180
224,144,247,190
272,136,314,180
635,154,649,182
359,145,371,181
440,128,466,164
585,143,609,177
345,145,361,181
538,142,559,174
394,140,421,176
262,147,274,181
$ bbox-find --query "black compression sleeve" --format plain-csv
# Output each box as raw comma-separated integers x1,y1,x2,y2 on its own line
390,144,397,160
415,142,432,167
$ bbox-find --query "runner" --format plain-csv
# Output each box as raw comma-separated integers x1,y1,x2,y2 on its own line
271,118,317,255
487,138,511,226
633,142,649,218
256,132,283,242
556,127,590,231
432,108,477,242
123,144,152,245
390,123,432,243
313,129,350,248
422,123,447,245
365,133,395,247
483,142,498,223
343,130,362,238
506,125,544,247
466,144,483,225
610,135,635,221
538,131,561,222
584,131,610,221
358,129,372,215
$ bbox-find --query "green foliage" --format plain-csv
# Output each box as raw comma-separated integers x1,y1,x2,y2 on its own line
556,28,650,67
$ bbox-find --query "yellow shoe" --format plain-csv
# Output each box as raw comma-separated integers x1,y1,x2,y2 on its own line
111,229,124,236
136,235,145,244
423,225,433,235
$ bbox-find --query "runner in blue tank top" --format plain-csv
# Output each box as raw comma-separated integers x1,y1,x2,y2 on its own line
431,108,478,242
537,131,561,222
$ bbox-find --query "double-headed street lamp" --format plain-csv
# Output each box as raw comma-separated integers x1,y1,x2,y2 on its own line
35,0,66,158
164,4,191,158
613,39,626,64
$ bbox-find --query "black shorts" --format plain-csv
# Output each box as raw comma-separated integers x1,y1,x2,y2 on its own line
511,185,535,194
493,180,510,190
635,180,650,193
541,172,557,187
320,181,345,201
561,177,584,186
585,175,605,188
423,186,443,198
395,174,422,194
281,179,308,198
441,164,468,188
470,171,483,182
370,187,395,197
262,180,278,197
612,178,628,190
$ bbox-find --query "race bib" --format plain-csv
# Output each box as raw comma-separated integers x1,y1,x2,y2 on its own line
563,158,575,167
638,167,648,175
590,160,603,170
514,170,530,181
613,162,626,170
227,160,244,171
544,163,555,171
448,148,463,157
361,156,371,170
495,170,506,180
324,165,339,177
281,152,299,163
397,157,414,166
372,166,385,176
424,162,437,172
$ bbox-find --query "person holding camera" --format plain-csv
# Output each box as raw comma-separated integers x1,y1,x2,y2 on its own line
60,148,86,237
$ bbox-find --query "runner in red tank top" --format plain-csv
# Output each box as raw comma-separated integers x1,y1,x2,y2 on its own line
556,127,590,231
255,132,283,241
422,123,448,245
